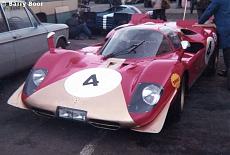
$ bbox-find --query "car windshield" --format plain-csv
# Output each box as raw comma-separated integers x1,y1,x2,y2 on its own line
101,27,164,59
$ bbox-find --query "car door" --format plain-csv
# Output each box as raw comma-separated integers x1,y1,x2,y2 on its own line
0,5,15,77
2,3,48,71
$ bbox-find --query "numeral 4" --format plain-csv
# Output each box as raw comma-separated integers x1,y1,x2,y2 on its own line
83,74,99,86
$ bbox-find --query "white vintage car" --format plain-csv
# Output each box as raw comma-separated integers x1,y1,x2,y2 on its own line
0,0,69,78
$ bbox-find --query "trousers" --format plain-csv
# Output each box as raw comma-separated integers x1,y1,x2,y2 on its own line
152,9,167,21
223,47,230,70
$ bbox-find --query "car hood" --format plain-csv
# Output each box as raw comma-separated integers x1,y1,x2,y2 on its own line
35,51,149,105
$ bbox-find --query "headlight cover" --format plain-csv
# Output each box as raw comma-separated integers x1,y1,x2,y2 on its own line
23,69,48,96
142,84,161,106
128,83,163,113
32,69,47,86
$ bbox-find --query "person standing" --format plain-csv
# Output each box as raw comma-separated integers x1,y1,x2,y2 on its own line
177,0,182,8
151,0,170,21
190,0,197,14
198,0,230,89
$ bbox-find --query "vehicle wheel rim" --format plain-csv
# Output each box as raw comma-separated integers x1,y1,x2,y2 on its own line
180,79,185,111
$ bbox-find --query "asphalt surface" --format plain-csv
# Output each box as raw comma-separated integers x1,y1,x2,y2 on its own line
0,3,230,155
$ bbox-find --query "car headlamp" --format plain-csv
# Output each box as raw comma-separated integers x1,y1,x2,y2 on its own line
128,83,163,113
23,68,48,96
32,69,46,86
142,84,161,106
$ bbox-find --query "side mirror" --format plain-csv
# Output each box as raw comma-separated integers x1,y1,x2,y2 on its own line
181,41,191,50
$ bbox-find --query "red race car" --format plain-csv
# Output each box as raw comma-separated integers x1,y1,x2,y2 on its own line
8,14,218,133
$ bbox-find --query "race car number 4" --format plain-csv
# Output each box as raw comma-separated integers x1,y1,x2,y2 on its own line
64,68,122,98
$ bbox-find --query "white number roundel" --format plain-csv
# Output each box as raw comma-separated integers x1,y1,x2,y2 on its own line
64,68,122,98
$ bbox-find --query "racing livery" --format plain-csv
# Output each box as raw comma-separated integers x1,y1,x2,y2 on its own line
8,14,218,133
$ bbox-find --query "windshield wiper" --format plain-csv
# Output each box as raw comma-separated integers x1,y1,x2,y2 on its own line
104,40,145,59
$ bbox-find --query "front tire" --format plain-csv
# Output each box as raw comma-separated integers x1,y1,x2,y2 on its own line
205,47,219,76
169,76,186,121
56,38,67,49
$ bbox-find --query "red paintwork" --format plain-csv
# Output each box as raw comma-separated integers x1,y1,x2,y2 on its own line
21,14,217,127
47,33,56,54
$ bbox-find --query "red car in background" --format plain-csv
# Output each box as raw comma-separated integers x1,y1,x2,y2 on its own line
8,14,218,133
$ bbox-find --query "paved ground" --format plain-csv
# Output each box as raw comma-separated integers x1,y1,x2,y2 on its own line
0,3,230,155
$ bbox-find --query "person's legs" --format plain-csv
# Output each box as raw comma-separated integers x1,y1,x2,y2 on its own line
177,0,182,8
197,9,203,20
190,0,194,14
152,10,157,19
154,9,162,20
81,23,92,38
74,25,82,39
223,47,230,72
223,47,230,90
160,9,167,21
76,23,92,39
218,48,230,76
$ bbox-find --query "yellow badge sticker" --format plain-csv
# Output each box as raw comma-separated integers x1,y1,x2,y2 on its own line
171,73,181,88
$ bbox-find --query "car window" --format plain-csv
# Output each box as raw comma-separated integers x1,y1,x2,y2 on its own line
157,37,171,55
129,7,139,13
0,7,8,33
101,27,164,59
167,32,181,49
25,7,39,26
3,4,32,30
115,7,125,12
116,7,135,14
104,7,115,14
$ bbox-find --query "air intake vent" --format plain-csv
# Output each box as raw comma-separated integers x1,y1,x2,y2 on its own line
89,119,121,130
32,108,55,118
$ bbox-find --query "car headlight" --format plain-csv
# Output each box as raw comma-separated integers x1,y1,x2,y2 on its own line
23,69,48,96
142,84,161,106
128,83,163,113
32,69,46,86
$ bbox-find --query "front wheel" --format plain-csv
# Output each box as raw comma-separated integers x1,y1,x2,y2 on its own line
168,76,186,121
56,38,67,49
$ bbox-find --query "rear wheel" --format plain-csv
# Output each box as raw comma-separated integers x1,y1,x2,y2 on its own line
205,47,219,76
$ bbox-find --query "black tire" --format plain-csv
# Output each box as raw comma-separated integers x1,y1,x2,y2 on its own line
204,47,219,76
168,76,186,122
56,38,67,49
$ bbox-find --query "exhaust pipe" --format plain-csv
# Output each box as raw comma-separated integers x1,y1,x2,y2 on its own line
47,32,55,53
